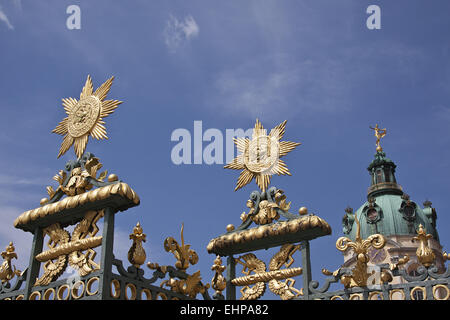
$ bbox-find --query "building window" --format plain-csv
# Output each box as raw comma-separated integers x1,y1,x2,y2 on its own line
402,205,415,221
384,169,391,182
367,209,378,222
376,170,383,183
400,201,416,222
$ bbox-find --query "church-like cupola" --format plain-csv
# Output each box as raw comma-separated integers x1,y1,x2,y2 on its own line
367,150,403,198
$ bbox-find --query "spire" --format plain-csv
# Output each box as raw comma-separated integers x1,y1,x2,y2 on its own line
367,125,403,198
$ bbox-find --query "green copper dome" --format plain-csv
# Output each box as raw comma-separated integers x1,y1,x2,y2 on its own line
342,151,439,241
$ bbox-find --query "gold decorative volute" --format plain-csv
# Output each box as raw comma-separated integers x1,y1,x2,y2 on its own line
148,224,209,299
42,156,111,204
34,210,104,286
164,223,199,271
0,242,21,284
211,256,226,297
335,214,386,288
233,244,303,300
128,222,147,268
239,189,292,226
412,224,435,268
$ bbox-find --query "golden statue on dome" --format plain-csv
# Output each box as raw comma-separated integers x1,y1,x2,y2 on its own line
370,124,387,152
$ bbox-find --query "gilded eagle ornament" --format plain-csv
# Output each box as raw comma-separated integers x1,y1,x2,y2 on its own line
52,75,122,158
224,119,301,192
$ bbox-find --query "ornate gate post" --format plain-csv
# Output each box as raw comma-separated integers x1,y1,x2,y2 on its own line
23,227,44,300
300,240,312,300
98,207,116,299
226,255,236,300
207,119,332,300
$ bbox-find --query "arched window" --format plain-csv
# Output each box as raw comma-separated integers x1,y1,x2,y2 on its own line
384,168,391,182
403,205,415,220
376,170,383,183
367,209,378,222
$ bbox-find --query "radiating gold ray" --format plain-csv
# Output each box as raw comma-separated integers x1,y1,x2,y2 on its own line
54,75,122,158
80,75,94,100
224,155,245,170
224,119,300,192
52,117,69,135
91,125,108,140
279,141,301,157
74,134,89,159
57,135,74,158
100,100,122,119
94,76,114,101
269,120,287,140
234,137,249,154
92,122,108,139
255,174,271,192
271,159,291,176
90,126,101,140
235,170,255,191
62,98,78,115
252,119,266,139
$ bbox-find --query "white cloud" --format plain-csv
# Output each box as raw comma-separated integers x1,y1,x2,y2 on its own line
0,206,32,268
12,0,22,11
0,5,13,30
0,174,49,187
164,14,199,53
209,54,352,120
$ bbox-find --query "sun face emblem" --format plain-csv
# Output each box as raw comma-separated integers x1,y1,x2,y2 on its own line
52,75,122,158
224,119,301,192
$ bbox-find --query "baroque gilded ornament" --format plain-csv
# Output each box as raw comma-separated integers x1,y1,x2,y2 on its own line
128,222,147,268
40,153,115,206
240,189,292,225
148,224,210,299
52,75,123,159
369,124,387,152
164,224,199,271
224,119,300,192
211,256,226,299
233,244,303,300
334,214,386,288
34,210,104,286
0,242,21,285
412,224,436,268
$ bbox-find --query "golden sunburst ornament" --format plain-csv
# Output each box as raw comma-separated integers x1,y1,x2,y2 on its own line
224,119,301,192
52,75,122,158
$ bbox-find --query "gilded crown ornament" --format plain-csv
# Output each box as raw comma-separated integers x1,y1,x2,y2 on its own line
224,119,300,192
52,75,123,159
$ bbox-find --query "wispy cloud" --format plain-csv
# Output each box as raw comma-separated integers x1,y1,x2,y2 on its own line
163,14,199,53
0,174,49,187
12,0,22,11
209,54,352,120
0,5,13,29
0,206,32,268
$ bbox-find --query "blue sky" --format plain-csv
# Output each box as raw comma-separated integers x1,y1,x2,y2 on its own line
0,0,449,299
